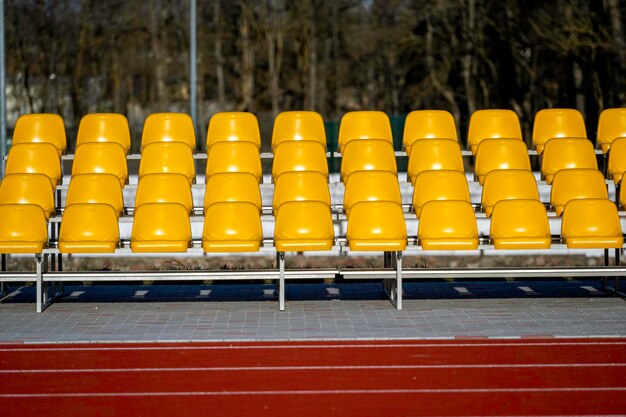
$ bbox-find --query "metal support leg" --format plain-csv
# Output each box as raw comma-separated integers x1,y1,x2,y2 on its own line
383,251,403,309
616,249,621,292
1,254,6,271
603,249,610,289
278,252,285,311
36,254,43,313
395,251,403,310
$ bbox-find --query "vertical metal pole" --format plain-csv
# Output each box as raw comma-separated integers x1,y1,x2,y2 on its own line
0,0,6,176
396,251,403,310
278,252,285,311
36,255,43,313
190,0,198,151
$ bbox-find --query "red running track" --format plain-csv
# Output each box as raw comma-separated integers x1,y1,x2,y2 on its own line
0,338,625,416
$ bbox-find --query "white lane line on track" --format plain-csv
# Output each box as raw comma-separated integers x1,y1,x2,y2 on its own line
1,387,625,398
1,341,625,352
1,363,625,373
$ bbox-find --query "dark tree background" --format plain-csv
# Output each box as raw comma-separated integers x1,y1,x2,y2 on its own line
5,0,626,149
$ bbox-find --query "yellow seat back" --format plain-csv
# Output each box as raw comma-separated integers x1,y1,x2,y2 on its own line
481,170,539,217
73,142,128,187
403,110,457,154
274,201,334,252
541,138,597,184
65,173,124,217
141,113,196,151
204,172,261,212
139,142,195,184
346,201,407,251
274,171,330,214
207,112,261,149
412,170,470,218
338,111,392,152
550,169,607,216
12,113,66,156
76,113,131,153
272,140,328,178
532,109,586,154
467,109,522,154
597,108,626,153
6,143,62,187
131,203,191,253
562,199,623,249
202,202,262,252
474,138,530,184
340,139,396,182
206,141,262,182
608,137,626,184
0,173,55,219
272,111,326,149
0,204,48,253
136,173,193,213
59,203,119,253
418,200,478,250
407,138,463,185
490,200,551,249
344,171,401,218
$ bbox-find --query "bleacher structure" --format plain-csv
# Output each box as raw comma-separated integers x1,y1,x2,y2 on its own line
1,108,626,312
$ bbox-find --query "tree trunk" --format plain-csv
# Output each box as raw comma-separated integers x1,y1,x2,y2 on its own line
150,0,166,107
214,0,225,107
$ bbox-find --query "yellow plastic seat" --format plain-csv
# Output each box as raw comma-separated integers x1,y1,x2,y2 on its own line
338,111,392,152
467,109,522,154
274,171,330,214
532,109,586,155
340,139,396,183
72,142,128,187
412,170,470,218
206,141,262,182
275,201,334,251
0,204,48,253
12,113,66,156
551,169,607,216
344,171,401,218
59,203,119,253
541,138,597,184
65,173,124,217
139,142,195,184
418,200,478,250
474,138,530,184
204,172,261,212
272,111,326,149
346,201,407,251
407,138,463,185
76,113,131,153
597,108,626,153
562,199,623,249
272,140,328,179
619,180,626,209
608,137,626,184
131,203,191,253
141,113,196,151
490,200,551,249
403,110,457,155
202,202,262,252
5,143,62,187
206,112,261,149
136,173,193,213
481,170,539,217
0,174,55,219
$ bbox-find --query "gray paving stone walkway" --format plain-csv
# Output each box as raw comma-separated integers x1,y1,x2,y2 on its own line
0,280,624,343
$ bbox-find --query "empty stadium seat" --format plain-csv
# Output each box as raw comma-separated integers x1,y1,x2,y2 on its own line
467,109,523,154
12,113,66,156
272,111,326,149
274,171,330,214
0,173,55,219
58,203,119,253
206,141,262,182
76,113,131,153
412,170,470,218
141,113,196,151
340,139,397,182
597,108,626,153
72,142,128,187
0,204,48,253
338,111,393,152
206,112,261,149
541,138,597,184
490,200,551,249
136,173,193,213
474,138,531,184
346,201,407,251
272,140,329,178
131,203,191,253
202,202,262,252
403,110,457,155
608,137,626,184
65,173,124,217
619,181,626,209
204,172,262,212
561,199,623,249
550,169,607,216
481,170,539,217
344,171,401,218
139,142,195,184
407,138,463,185
418,200,478,250
6,143,62,188
274,201,334,251
532,108,587,154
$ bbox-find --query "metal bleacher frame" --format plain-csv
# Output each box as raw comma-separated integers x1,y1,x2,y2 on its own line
0,147,625,313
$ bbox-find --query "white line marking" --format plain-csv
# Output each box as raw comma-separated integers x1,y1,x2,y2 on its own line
1,387,625,398
454,286,471,294
581,285,601,293
1,363,624,374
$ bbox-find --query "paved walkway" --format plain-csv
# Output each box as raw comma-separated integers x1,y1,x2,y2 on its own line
0,280,624,343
